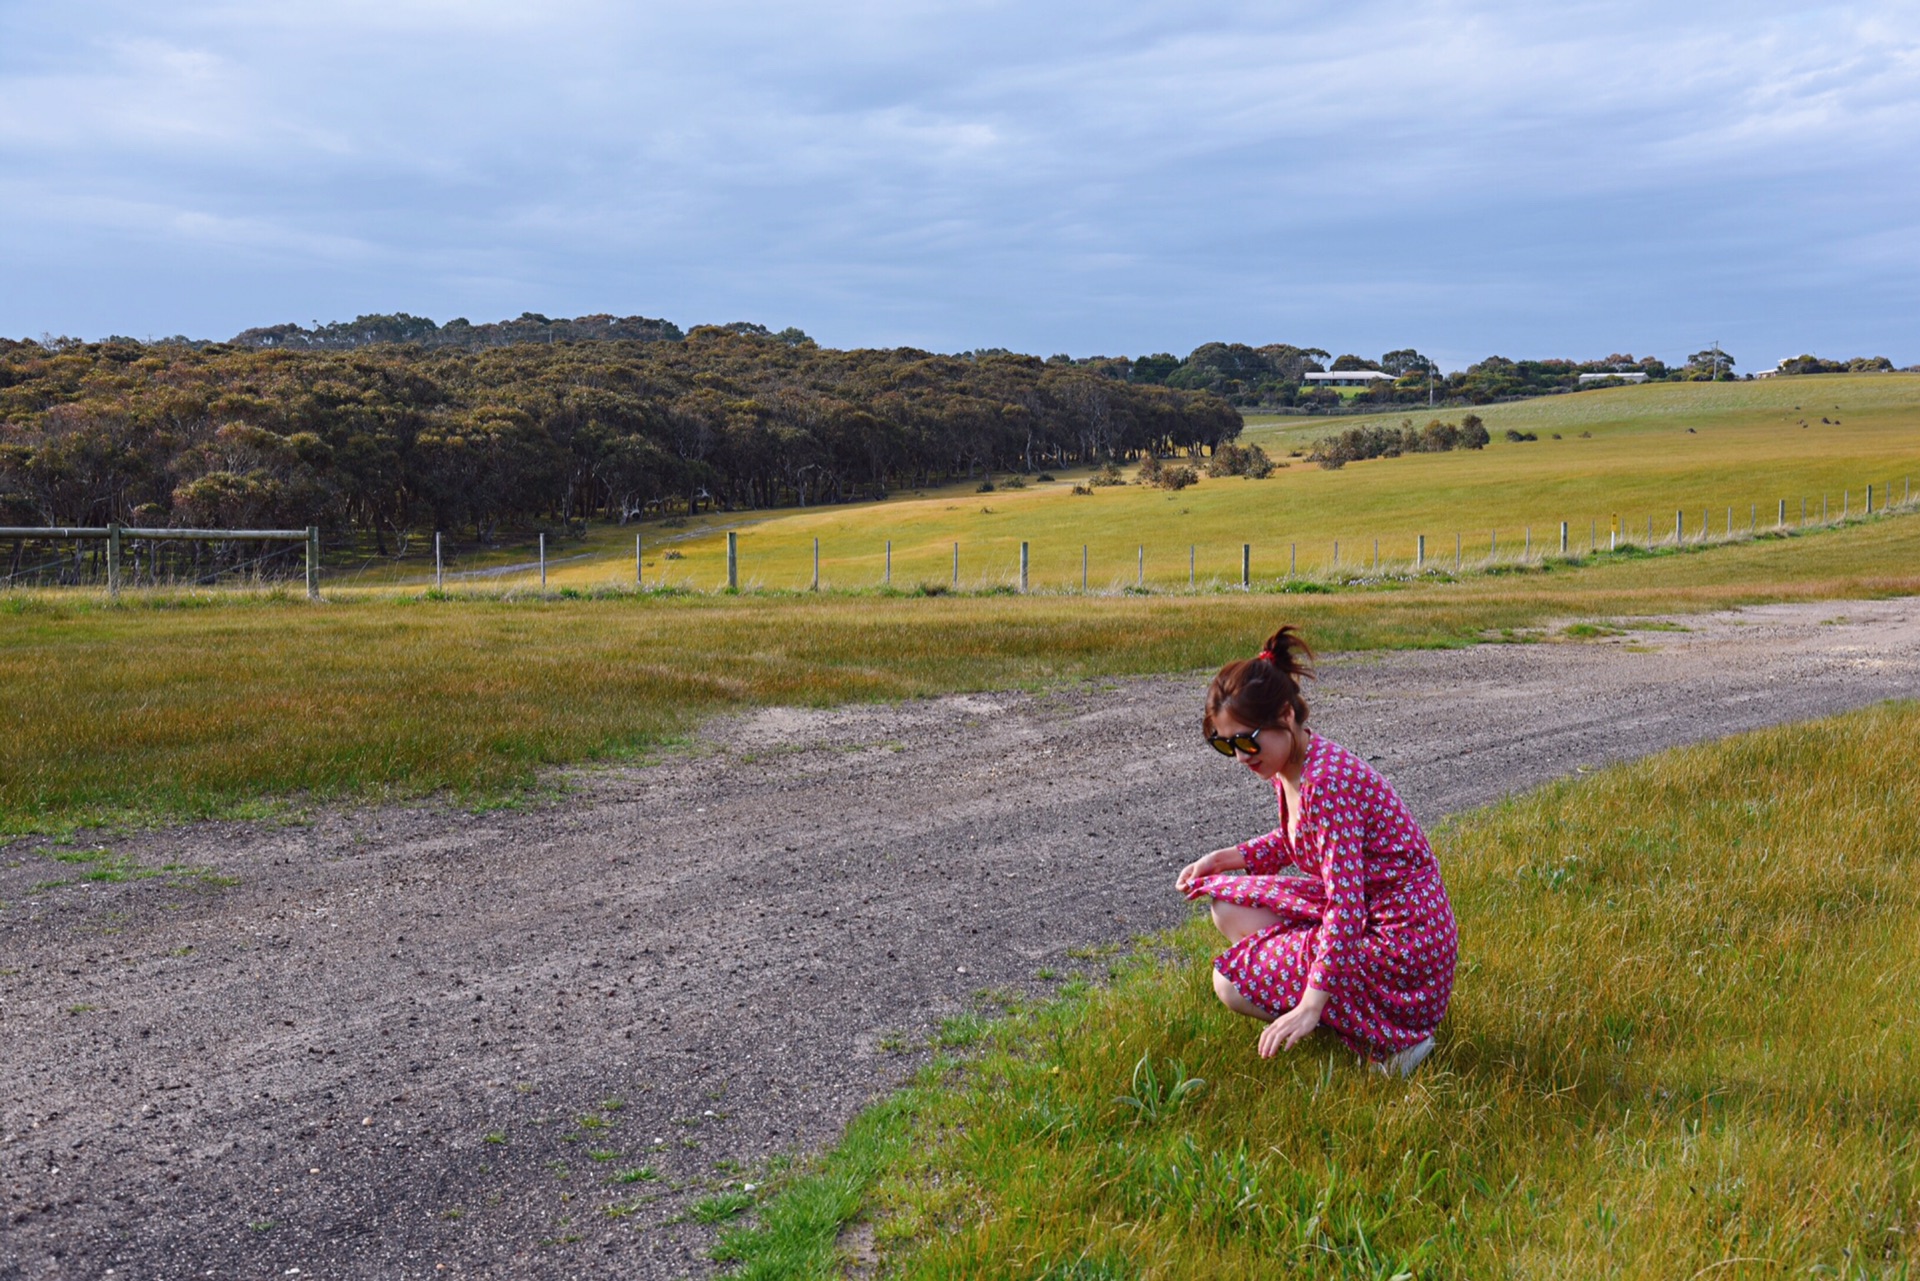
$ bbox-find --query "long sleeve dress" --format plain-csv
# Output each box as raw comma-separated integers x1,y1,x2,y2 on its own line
1185,732,1457,1059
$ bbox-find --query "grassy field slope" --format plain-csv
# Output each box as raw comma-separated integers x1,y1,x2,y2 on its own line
350,373,1920,594
719,701,1920,1279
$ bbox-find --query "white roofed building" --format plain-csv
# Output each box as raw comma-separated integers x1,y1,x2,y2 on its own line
1303,370,1397,387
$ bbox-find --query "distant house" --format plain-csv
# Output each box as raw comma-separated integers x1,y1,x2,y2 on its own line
1577,371,1649,384
1753,363,1785,378
1303,370,1397,387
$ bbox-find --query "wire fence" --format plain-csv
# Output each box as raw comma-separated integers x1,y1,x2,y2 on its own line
3,479,1912,598
0,526,318,595
623,478,1917,596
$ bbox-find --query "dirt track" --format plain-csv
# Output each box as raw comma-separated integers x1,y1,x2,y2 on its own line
4,598,1918,1279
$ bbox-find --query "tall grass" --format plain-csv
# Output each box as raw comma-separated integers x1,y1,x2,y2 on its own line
720,702,1920,1278
4,510,1919,836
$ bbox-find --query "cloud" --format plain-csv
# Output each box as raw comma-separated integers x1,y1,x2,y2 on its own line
2,0,1918,361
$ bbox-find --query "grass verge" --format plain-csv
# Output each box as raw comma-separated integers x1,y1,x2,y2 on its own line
719,701,1920,1278
3,508,1919,837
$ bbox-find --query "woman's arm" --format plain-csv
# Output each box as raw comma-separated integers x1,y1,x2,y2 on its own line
1238,828,1288,874
1174,844,1247,894
1258,986,1329,1056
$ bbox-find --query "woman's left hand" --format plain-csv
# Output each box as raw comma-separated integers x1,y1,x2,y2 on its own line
1257,989,1329,1058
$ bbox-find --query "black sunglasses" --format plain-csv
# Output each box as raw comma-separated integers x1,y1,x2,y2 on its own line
1206,728,1267,758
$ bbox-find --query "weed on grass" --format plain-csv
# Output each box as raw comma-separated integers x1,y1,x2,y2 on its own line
722,700,1920,1277
690,1190,755,1223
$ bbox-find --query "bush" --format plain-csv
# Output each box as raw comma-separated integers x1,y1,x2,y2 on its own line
1002,475,1027,489
1088,462,1126,487
1504,429,1538,442
1309,413,1491,468
1205,442,1275,478
977,479,996,493
1035,472,1055,482
1070,484,1094,496
1137,453,1199,489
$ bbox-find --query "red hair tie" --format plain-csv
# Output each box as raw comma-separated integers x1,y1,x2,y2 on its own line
1256,649,1277,663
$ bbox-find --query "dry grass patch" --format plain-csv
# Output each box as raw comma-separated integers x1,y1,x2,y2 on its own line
4,511,1920,836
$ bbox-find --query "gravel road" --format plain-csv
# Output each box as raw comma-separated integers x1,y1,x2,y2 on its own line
4,597,1917,1279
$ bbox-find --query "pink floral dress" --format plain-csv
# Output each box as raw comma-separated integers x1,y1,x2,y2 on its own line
1186,733,1456,1059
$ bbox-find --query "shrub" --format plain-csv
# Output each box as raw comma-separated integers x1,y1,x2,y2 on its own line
1504,429,1538,442
1035,472,1055,482
1070,484,1094,496
1205,442,1275,478
1002,475,1027,489
1137,454,1199,489
977,479,996,493
1088,462,1126,487
1309,413,1491,468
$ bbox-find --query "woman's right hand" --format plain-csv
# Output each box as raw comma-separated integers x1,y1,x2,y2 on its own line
1175,846,1242,895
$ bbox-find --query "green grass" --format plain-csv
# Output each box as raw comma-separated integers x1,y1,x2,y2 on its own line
718,701,1920,1278
4,506,1920,837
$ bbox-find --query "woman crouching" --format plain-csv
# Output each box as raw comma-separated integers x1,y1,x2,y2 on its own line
1176,626,1457,1077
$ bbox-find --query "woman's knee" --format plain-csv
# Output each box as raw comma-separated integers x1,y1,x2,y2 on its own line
1210,899,1279,944
1212,968,1265,1018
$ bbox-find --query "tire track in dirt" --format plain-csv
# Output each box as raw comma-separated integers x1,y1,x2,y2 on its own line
3,598,1916,1278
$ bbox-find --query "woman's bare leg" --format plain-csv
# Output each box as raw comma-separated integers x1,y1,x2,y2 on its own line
1203,899,1286,1019
1210,899,1284,944
1212,968,1273,1020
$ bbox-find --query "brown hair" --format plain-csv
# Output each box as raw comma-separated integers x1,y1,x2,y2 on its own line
1203,625,1314,739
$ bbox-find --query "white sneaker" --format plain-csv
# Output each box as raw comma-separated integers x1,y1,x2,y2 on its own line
1377,1036,1435,1078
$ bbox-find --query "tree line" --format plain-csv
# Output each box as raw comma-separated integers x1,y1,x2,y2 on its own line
0,326,1240,545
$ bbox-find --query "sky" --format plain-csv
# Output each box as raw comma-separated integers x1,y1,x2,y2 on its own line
1,1,1917,371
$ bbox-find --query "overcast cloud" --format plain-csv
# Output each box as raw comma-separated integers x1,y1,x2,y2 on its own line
2,1,1916,368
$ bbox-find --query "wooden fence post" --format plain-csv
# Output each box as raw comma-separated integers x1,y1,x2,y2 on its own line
1189,544,1194,590
885,540,892,586
1020,541,1029,593
727,531,738,591
1416,534,1425,569
306,526,320,600
1137,545,1144,588
107,523,121,599
1674,510,1683,544
1241,544,1250,590
1083,545,1089,593
1559,521,1568,556
436,531,445,591
812,537,820,591
1290,542,1297,578
634,534,641,586
952,541,958,590
539,533,546,587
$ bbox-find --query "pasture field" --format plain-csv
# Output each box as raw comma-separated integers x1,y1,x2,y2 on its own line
3,504,1920,837
350,374,1920,594
718,700,1920,1279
